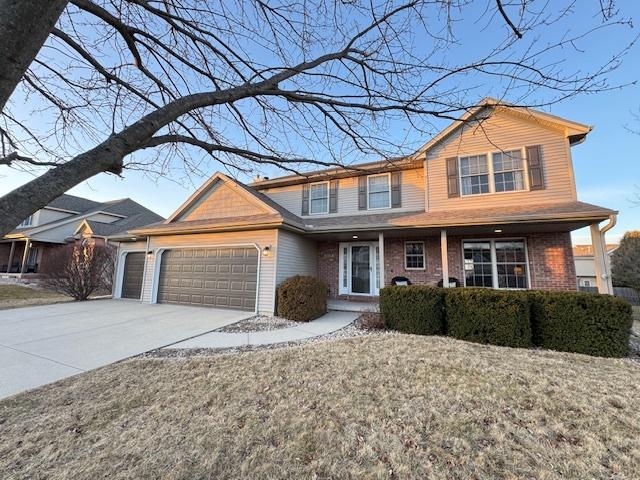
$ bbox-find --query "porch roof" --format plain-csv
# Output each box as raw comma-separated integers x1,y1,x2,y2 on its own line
299,201,615,233
117,201,614,240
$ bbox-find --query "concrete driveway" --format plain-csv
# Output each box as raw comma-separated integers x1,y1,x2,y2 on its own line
0,299,250,399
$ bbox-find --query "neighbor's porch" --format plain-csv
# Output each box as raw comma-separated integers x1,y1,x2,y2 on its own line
0,239,60,277
310,220,613,300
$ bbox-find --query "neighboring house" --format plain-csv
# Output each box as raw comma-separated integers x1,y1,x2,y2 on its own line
111,98,616,314
573,244,618,288
0,195,163,278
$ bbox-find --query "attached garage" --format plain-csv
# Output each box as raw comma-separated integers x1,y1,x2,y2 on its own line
121,252,145,299
156,247,258,311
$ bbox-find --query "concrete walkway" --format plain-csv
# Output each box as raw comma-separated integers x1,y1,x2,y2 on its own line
166,310,360,349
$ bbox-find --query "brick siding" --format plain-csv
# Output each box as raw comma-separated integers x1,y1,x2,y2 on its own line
317,231,577,297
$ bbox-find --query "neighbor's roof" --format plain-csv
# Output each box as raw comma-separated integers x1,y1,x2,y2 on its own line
125,201,614,238
5,197,163,239
251,97,592,190
573,244,619,257
46,194,101,213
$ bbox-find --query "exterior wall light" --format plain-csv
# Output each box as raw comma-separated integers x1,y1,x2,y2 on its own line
262,245,272,257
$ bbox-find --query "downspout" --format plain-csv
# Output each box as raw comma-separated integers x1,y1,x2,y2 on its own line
600,214,617,293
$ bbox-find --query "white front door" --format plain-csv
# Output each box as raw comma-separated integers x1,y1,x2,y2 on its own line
338,242,380,296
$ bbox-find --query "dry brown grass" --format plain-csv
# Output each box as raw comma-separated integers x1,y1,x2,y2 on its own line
1,335,639,479
0,284,69,309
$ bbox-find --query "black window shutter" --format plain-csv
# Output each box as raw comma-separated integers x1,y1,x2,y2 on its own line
301,184,310,215
391,171,402,208
329,180,338,213
526,145,545,190
446,157,460,198
358,176,367,210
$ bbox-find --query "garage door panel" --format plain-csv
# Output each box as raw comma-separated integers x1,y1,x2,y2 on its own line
157,247,258,311
121,252,145,299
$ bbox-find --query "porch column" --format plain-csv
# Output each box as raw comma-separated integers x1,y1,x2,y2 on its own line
590,223,613,294
6,241,16,273
20,239,31,274
378,232,385,289
441,229,450,287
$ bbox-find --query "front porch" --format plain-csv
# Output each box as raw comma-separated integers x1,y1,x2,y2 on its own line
310,219,614,299
0,239,54,276
328,298,379,313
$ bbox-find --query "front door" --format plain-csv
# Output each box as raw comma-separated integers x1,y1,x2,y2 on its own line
339,242,380,296
351,245,371,294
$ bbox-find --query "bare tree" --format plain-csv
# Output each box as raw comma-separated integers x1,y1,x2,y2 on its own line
0,0,634,235
40,242,116,300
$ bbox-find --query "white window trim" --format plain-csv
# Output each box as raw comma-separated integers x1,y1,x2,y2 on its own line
367,172,391,210
461,237,531,290
459,147,530,197
308,180,330,215
404,241,426,270
338,241,381,296
18,215,33,228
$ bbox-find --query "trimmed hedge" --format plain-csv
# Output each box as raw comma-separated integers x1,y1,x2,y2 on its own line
379,286,633,357
444,289,531,348
379,286,444,335
277,275,328,322
529,291,632,357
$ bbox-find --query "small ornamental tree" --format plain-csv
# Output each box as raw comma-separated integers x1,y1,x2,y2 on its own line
611,231,640,291
41,242,115,300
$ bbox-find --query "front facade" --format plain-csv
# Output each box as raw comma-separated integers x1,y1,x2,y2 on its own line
112,98,616,315
1,195,163,280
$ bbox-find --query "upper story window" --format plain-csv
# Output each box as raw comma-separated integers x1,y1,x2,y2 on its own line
18,215,33,228
460,155,489,195
309,182,329,214
367,173,391,209
492,150,525,192
459,148,528,196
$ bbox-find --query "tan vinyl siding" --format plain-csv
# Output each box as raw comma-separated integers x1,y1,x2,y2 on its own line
262,167,425,217
145,230,277,314
178,181,266,221
275,229,317,284
426,110,577,211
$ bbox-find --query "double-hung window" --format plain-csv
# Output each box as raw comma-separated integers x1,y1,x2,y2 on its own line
492,150,525,192
405,241,425,269
367,174,391,209
459,155,489,195
463,239,528,289
309,182,329,214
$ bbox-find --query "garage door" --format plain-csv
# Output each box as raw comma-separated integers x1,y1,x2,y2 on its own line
121,252,145,299
157,247,258,311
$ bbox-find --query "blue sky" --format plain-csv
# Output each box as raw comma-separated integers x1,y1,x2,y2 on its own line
1,1,639,245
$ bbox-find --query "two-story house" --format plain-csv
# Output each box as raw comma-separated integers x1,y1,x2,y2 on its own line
111,98,616,314
1,194,163,279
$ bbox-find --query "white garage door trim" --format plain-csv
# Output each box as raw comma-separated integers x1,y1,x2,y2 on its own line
113,249,147,299
149,243,261,314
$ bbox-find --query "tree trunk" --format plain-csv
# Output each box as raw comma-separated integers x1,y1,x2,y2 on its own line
0,0,69,112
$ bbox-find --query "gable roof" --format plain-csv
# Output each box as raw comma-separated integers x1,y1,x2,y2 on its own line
5,197,163,240
46,194,101,213
251,97,592,190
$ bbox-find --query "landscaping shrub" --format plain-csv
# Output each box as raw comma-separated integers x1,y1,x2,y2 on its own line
528,290,632,357
379,286,444,335
444,289,531,348
276,275,328,322
358,310,386,330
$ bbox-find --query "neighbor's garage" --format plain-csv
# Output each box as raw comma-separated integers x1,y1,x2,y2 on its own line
121,252,145,299
156,247,258,311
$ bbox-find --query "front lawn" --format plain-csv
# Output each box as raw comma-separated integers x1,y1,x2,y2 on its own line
1,335,639,479
0,284,69,309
